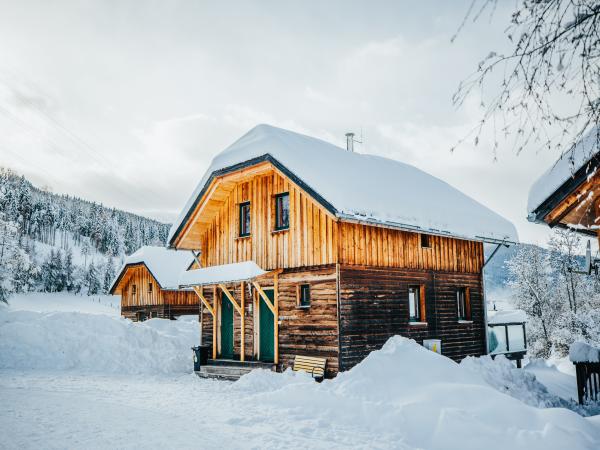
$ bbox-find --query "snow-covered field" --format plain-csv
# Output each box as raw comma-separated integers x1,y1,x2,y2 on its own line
1,293,599,450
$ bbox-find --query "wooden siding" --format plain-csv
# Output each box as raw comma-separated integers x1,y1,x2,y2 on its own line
337,265,485,370
192,162,484,273
200,170,337,270
338,222,484,273
120,265,163,308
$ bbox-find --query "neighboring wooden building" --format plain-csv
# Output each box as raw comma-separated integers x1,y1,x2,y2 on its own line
170,124,517,377
528,131,600,243
110,246,197,321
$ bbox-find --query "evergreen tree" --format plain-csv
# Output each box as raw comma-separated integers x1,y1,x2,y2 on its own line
103,258,116,293
85,261,101,295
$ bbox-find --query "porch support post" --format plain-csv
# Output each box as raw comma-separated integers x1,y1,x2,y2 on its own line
274,273,279,365
213,285,218,359
240,281,245,362
252,281,276,314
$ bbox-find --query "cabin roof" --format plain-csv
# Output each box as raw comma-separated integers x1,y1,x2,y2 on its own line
109,246,195,294
169,124,518,246
179,261,267,287
528,128,600,227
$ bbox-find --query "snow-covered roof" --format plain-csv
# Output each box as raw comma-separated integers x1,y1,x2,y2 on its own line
569,341,600,363
110,246,195,293
528,128,600,218
488,309,527,324
169,124,518,245
179,261,267,287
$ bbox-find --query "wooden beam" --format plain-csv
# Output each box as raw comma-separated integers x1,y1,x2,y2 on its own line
192,286,215,317
252,281,276,315
213,285,218,360
240,281,245,362
218,284,243,315
274,272,279,365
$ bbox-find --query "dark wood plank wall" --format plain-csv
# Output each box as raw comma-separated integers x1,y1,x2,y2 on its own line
338,265,485,371
277,265,339,377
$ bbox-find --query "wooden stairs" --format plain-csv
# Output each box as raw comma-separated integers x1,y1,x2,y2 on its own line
195,359,276,381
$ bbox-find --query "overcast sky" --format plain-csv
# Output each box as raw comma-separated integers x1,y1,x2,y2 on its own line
0,0,565,245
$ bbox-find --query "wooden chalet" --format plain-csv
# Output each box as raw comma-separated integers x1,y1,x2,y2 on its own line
169,124,518,378
110,246,197,321
528,130,600,243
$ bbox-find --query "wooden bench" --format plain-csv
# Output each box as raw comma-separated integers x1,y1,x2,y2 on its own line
292,355,327,381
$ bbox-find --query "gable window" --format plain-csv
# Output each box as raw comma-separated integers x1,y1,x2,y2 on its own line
297,284,310,307
132,284,137,295
239,201,251,237
420,233,431,248
148,282,153,293
408,285,426,322
275,193,290,230
457,287,471,321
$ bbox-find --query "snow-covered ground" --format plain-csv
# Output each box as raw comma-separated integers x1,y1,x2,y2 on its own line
1,293,599,449
7,292,120,316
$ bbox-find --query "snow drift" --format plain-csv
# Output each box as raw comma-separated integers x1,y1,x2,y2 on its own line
0,308,198,374
233,337,600,450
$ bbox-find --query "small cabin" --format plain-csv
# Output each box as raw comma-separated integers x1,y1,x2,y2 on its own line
528,130,600,242
110,246,197,321
169,124,518,378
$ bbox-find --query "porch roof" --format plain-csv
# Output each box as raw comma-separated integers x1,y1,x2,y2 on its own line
179,261,267,287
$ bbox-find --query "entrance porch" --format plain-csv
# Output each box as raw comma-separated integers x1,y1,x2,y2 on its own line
179,261,281,378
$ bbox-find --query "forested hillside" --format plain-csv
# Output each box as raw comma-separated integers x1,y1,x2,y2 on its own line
0,168,170,302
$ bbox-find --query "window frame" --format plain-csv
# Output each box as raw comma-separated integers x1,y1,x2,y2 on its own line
239,201,251,237
456,287,471,321
408,285,426,323
420,233,431,248
274,192,290,231
297,283,311,308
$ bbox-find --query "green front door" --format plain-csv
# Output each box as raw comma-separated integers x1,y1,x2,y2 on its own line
259,289,275,362
220,296,234,359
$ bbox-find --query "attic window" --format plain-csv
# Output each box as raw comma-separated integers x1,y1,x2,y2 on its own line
420,234,431,248
239,201,251,237
148,282,153,293
132,284,137,295
275,193,290,230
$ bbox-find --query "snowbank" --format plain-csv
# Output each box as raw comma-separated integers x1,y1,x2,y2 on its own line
0,308,198,374
570,341,600,363
8,292,120,316
234,336,600,450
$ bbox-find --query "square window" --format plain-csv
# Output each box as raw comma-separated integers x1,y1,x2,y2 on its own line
298,284,310,307
457,287,471,320
420,234,431,248
275,193,290,230
239,202,251,237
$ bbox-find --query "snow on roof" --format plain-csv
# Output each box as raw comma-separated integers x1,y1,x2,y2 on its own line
111,246,195,292
569,341,600,363
169,124,518,244
178,261,267,287
488,309,527,324
528,128,600,216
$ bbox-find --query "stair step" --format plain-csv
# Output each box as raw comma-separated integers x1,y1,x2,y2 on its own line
195,360,276,381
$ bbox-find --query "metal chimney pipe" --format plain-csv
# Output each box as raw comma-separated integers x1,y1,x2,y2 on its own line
345,132,354,152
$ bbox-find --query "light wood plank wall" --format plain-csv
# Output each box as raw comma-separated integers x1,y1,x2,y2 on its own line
120,266,163,308
338,223,484,273
198,170,484,274
200,171,338,270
